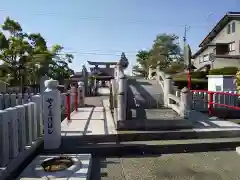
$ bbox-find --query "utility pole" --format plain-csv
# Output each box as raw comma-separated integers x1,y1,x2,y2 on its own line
183,25,190,45
183,25,191,90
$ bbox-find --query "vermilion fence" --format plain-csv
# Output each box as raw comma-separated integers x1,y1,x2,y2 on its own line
190,90,240,116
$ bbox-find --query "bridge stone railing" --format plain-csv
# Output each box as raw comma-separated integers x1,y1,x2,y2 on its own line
154,67,191,118
0,80,84,179
154,67,240,117
109,63,128,127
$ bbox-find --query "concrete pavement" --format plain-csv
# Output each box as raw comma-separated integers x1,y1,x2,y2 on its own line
61,105,117,137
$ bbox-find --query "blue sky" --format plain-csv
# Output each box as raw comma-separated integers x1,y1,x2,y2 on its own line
0,0,239,74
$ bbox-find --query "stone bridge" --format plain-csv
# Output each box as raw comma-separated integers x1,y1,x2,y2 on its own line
3,59,240,180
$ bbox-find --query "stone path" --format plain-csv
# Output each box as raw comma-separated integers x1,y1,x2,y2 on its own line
61,106,117,136
61,94,116,136
128,78,164,108
126,78,182,130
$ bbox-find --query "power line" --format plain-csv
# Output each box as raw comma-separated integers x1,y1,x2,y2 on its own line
58,51,136,56
47,47,138,54
0,9,210,28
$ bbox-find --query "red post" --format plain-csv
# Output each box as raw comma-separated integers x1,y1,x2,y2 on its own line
66,93,71,120
208,92,213,115
74,87,78,112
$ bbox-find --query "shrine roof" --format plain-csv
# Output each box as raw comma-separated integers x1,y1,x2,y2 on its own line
87,61,117,66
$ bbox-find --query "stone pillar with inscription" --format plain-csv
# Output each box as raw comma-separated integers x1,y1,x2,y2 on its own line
43,79,61,149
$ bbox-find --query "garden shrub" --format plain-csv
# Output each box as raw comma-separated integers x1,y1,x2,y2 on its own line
209,67,238,75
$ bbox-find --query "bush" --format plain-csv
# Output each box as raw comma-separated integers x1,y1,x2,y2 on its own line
163,68,179,74
209,67,238,75
173,78,208,90
173,71,207,79
163,63,185,74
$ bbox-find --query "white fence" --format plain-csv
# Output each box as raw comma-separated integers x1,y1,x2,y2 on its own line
0,90,76,170
191,91,239,111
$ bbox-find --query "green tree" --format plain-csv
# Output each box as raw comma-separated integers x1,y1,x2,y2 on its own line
150,33,181,69
48,44,74,84
132,50,150,77
132,34,182,76
132,65,146,77
0,17,31,86
0,17,74,86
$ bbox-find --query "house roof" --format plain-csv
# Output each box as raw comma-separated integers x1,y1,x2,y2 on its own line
70,72,83,79
192,12,240,59
90,67,115,77
199,12,240,47
87,61,117,66
192,43,216,59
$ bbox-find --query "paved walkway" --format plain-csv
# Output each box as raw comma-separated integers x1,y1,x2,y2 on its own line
61,103,116,136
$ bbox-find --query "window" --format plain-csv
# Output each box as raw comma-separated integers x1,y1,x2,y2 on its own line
229,42,235,51
232,22,236,33
199,56,203,63
227,24,231,34
216,43,229,54
203,54,209,62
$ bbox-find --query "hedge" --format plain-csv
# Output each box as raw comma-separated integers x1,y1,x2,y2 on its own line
209,67,238,75
173,71,208,79
173,78,208,90
162,63,185,74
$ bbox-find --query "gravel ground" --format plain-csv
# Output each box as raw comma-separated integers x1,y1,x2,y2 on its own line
91,151,240,180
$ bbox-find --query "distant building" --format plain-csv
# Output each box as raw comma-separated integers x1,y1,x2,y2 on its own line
193,12,240,70
88,61,117,80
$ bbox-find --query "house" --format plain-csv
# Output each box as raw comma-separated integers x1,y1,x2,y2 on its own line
192,12,240,70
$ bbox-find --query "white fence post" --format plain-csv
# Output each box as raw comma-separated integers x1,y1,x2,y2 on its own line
10,93,16,107
4,93,10,109
32,95,43,137
15,105,26,152
5,107,19,159
24,103,33,146
0,110,9,166
43,79,61,149
0,94,3,110
29,102,37,141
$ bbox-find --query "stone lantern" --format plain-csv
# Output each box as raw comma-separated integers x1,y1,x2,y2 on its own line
119,52,129,70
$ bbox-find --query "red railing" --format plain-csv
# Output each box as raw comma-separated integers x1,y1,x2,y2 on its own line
190,90,240,115
65,87,79,121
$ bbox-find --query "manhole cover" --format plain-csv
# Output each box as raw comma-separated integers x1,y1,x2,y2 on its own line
41,156,74,172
